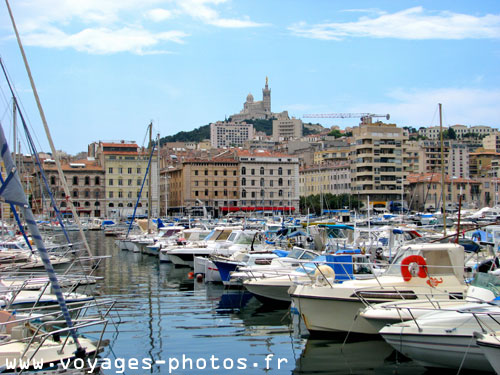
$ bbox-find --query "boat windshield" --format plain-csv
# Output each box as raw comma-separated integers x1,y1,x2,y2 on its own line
287,248,317,260
232,232,255,245
470,273,500,298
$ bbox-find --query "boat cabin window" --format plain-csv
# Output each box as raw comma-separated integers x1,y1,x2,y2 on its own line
233,232,255,245
215,230,232,241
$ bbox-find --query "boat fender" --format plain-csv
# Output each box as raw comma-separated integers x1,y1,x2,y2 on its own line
314,265,335,285
401,255,427,282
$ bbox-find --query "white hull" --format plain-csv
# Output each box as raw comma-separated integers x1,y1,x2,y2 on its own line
476,332,500,374
244,278,294,303
290,292,379,334
381,331,492,372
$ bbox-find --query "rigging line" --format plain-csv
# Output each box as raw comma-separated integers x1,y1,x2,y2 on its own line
0,58,46,163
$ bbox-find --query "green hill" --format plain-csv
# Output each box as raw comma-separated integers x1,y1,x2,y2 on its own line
159,118,321,145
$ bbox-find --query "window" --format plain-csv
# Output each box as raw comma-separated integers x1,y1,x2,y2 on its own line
270,180,274,187
128,192,132,198
118,167,123,173
242,189,246,198
84,176,90,185
195,170,198,176
278,178,283,186
73,190,78,198
128,179,132,186
109,191,113,198
242,167,246,175
118,191,123,198
84,190,90,198
72,176,78,185
128,168,132,174
224,180,227,186
279,190,283,197
95,176,100,185
195,191,199,196
50,176,56,185
137,179,141,186
204,170,208,176
260,178,264,187
242,178,246,186
118,179,123,186
260,167,264,175
109,179,114,186
214,181,218,187
251,169,255,175
278,167,283,175
260,189,265,198
95,191,100,198
108,167,113,173
137,168,141,174
288,169,291,175
223,169,227,176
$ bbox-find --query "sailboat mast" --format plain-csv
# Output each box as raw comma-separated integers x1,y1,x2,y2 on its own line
439,103,447,235
157,132,160,217
148,123,152,233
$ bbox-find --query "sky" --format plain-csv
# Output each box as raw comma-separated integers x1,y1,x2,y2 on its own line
0,0,499,154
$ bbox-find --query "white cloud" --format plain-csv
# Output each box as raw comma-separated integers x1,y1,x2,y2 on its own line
177,0,266,28
145,8,175,22
22,26,188,55
365,88,500,126
289,7,500,40
5,0,264,54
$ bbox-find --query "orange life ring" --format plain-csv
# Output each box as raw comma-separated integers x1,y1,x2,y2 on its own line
401,255,427,282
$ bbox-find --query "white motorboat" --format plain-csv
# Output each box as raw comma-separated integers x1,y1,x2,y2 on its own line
165,227,247,267
379,302,500,372
289,243,468,335
359,272,500,331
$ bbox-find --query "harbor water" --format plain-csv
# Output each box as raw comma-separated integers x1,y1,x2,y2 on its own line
85,231,433,375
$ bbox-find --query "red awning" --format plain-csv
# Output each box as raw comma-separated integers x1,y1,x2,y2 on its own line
220,206,295,212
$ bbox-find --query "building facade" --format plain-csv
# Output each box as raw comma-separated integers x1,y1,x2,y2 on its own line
236,150,299,214
272,111,303,141
33,159,105,218
92,141,154,218
350,121,408,209
299,162,351,197
209,121,255,149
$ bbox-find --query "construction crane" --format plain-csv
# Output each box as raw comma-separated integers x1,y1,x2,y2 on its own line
303,113,390,125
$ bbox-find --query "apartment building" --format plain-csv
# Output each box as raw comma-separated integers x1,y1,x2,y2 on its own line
272,111,303,141
210,121,255,148
350,121,408,209
299,162,350,196
91,141,152,218
32,158,105,217
236,149,300,214
163,154,239,217
407,173,481,211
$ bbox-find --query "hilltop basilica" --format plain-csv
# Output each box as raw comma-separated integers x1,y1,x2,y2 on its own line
231,77,272,122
